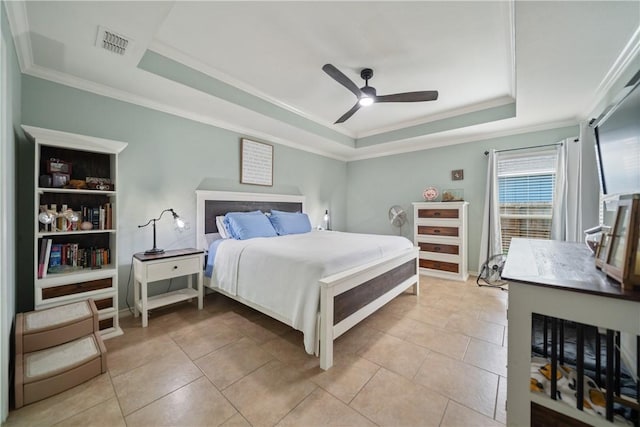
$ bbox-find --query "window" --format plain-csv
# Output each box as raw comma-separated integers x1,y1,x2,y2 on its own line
497,151,558,252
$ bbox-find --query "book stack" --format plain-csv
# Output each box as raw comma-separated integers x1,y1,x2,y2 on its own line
39,203,113,233
80,203,112,230
38,239,111,277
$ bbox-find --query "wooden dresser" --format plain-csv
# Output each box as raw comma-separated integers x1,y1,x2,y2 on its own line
412,201,469,281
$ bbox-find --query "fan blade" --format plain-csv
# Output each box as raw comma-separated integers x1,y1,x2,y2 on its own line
335,102,361,124
322,64,362,98
376,91,439,103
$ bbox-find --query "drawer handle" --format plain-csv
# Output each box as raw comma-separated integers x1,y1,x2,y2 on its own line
433,212,441,217
433,229,440,234
434,246,441,251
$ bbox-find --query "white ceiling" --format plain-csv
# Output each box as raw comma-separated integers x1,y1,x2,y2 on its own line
6,1,640,160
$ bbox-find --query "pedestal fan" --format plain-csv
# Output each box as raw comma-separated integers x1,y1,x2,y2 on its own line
388,205,407,235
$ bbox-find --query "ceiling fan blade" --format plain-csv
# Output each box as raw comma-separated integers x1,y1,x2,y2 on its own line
376,91,439,103
335,102,361,124
322,64,362,98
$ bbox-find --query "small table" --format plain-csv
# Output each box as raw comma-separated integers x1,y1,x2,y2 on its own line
132,248,204,327
501,238,640,426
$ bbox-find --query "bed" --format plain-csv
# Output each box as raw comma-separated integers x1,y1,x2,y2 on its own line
196,190,419,370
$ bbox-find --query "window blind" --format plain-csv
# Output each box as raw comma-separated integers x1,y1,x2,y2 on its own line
497,151,558,252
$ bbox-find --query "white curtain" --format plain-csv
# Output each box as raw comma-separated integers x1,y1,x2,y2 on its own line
478,149,503,268
578,120,601,231
551,138,583,242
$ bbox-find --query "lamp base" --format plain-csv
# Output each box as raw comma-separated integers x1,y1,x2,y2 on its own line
144,248,165,255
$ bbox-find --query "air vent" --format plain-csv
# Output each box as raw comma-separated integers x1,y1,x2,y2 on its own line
95,26,131,55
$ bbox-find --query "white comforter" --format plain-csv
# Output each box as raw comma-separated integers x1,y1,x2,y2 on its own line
212,231,413,353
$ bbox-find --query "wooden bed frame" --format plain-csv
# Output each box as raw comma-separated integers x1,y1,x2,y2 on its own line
196,190,419,370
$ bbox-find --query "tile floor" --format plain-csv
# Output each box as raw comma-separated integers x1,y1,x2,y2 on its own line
6,276,508,426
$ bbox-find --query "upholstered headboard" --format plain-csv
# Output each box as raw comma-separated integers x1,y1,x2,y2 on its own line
195,190,305,250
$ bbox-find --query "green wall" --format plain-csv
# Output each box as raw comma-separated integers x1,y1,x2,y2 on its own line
2,0,22,420
20,75,347,310
17,72,585,310
345,126,580,272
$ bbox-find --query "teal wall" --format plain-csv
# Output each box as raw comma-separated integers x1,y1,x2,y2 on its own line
1,0,22,420
345,126,581,273
16,71,586,310
20,75,347,309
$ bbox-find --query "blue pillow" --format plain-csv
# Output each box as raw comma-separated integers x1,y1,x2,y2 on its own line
223,210,262,239
224,211,277,240
269,210,312,235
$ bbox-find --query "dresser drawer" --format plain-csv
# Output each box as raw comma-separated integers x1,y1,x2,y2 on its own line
417,209,459,219
419,259,459,273
145,256,201,282
418,242,459,255
417,226,459,237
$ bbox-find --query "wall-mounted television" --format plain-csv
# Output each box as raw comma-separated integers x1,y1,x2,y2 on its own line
593,70,640,196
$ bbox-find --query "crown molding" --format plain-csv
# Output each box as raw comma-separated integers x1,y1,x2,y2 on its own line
4,0,33,72
6,1,581,165
149,40,355,139
22,64,349,161
345,119,578,162
355,96,515,140
20,63,579,164
583,25,640,120
149,42,517,145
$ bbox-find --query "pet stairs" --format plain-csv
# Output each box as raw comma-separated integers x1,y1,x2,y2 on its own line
14,299,107,408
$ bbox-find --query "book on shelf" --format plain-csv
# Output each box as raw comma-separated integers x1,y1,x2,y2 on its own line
99,207,105,230
91,207,100,230
38,238,52,279
41,239,53,278
37,239,45,278
48,244,62,273
44,243,110,273
104,203,112,230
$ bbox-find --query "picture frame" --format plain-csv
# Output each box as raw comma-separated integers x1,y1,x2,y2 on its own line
241,139,273,187
442,189,464,202
46,158,72,175
594,225,611,270
451,169,464,181
51,173,70,188
603,196,640,289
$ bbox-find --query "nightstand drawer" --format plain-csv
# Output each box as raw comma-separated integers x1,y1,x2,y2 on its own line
419,259,459,273
417,209,459,219
417,226,459,237
145,256,201,282
418,242,459,255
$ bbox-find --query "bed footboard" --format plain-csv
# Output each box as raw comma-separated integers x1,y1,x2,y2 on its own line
318,246,419,370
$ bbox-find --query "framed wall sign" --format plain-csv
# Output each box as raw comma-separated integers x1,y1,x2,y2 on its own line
241,139,273,186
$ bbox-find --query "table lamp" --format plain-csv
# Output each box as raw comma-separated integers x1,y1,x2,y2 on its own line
138,208,186,254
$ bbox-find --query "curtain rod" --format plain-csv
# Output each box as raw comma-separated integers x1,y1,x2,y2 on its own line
484,142,563,156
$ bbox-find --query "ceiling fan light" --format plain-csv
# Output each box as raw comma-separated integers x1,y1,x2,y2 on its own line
359,96,374,107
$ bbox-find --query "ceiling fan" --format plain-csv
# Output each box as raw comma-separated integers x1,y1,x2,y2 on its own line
322,64,439,124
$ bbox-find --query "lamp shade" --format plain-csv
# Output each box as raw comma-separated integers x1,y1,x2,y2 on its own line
323,209,331,231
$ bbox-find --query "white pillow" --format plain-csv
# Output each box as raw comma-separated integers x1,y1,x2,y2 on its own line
216,215,231,239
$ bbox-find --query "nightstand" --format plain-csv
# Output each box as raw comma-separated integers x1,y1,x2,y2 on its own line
132,248,204,327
